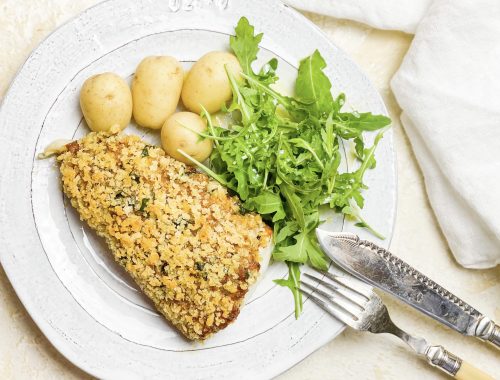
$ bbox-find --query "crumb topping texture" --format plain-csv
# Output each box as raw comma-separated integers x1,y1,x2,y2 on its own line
57,132,271,340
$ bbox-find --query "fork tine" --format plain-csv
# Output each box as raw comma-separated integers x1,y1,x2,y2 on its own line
301,280,361,317
313,268,371,299
299,287,355,326
303,273,367,308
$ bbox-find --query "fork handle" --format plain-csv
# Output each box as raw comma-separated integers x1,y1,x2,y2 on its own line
455,362,494,380
425,345,494,379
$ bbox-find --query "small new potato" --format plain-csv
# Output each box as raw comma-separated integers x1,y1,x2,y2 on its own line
132,56,184,129
181,51,242,114
80,72,132,132
161,112,213,164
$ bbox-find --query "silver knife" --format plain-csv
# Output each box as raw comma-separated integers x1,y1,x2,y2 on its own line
316,229,500,349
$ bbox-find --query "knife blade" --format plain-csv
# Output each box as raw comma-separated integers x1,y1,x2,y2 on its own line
316,229,500,348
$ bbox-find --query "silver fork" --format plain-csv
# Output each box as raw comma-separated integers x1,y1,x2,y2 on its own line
300,269,494,380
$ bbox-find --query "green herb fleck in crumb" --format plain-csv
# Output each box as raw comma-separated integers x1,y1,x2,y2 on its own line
139,198,150,212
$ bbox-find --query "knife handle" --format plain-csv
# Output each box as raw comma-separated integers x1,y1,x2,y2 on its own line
473,317,500,349
425,345,494,379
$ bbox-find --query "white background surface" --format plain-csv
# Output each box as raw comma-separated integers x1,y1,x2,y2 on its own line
0,1,498,379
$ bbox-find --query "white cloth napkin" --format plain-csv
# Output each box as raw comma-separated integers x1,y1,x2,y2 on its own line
284,0,432,34
285,0,500,268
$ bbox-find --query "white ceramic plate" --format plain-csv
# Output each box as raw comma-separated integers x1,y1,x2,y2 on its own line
0,0,396,378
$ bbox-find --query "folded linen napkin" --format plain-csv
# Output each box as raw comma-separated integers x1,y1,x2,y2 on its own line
284,0,500,268
284,0,432,33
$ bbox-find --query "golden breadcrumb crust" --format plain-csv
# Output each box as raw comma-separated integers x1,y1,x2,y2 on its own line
57,132,271,340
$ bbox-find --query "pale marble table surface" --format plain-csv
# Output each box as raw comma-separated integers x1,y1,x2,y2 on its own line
0,1,498,379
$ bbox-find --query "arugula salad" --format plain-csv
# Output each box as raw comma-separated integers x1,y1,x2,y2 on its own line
184,17,391,316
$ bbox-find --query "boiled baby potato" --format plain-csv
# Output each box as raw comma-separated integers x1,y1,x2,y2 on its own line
181,51,242,114
132,56,184,129
161,112,213,164
80,72,132,132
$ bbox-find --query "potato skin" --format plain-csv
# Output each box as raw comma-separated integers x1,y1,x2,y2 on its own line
80,72,132,132
181,51,242,114
132,56,184,129
161,112,213,164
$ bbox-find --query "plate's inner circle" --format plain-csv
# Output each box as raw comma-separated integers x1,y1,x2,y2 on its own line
32,28,346,351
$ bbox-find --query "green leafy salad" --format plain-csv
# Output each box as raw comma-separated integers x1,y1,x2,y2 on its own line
183,17,391,317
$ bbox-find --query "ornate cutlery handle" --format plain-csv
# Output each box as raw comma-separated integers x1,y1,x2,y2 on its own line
473,317,500,349
382,312,494,379
425,346,493,380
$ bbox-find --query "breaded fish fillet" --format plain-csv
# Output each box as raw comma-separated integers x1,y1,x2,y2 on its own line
57,132,272,340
